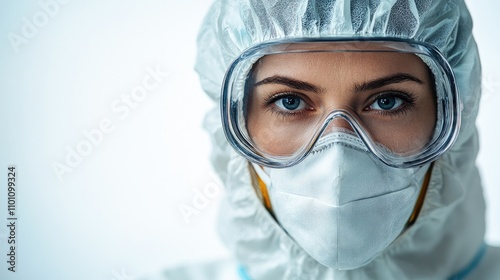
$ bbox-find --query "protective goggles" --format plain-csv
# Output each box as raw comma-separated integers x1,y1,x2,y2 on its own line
221,38,461,168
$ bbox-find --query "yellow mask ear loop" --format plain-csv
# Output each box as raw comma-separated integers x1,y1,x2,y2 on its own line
249,164,273,211
405,161,435,229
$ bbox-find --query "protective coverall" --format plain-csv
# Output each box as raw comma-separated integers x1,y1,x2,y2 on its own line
168,0,500,279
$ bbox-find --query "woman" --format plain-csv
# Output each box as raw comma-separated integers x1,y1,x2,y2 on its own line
194,0,500,279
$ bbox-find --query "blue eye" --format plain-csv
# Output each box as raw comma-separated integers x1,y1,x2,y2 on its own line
275,95,306,111
371,96,404,111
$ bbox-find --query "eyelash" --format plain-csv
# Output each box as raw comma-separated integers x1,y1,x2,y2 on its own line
366,91,417,117
262,90,418,118
263,92,312,118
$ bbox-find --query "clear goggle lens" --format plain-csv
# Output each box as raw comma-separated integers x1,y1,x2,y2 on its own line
221,39,460,168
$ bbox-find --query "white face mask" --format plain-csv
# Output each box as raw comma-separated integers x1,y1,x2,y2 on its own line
253,132,429,270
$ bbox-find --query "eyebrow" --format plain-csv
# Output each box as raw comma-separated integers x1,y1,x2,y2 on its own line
354,73,424,92
254,75,324,93
254,73,424,94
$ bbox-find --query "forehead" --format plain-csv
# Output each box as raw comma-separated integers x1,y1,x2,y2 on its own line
252,50,430,84
249,41,429,73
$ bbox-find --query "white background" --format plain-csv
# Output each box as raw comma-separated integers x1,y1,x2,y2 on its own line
0,1,498,279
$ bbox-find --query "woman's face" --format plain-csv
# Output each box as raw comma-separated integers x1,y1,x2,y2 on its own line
246,50,437,156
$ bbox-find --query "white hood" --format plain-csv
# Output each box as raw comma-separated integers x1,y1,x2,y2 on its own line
195,0,497,279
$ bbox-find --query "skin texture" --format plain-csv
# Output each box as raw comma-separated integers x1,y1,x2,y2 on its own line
245,49,436,156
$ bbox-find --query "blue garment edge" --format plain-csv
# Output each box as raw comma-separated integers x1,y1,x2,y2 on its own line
238,265,252,280
238,243,487,280
448,243,487,280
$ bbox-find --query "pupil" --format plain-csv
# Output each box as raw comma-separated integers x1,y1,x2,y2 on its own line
282,96,300,110
378,97,395,110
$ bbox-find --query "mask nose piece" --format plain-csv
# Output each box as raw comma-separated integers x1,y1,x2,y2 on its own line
320,110,360,137
322,117,356,135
